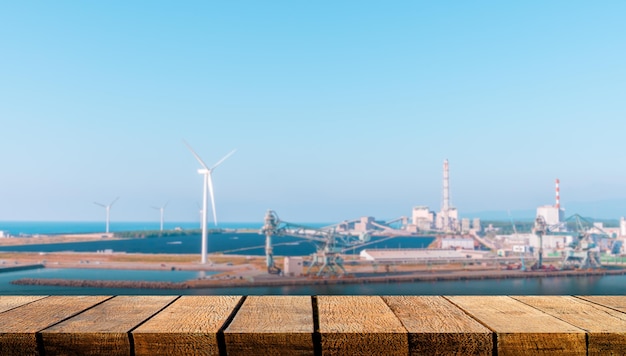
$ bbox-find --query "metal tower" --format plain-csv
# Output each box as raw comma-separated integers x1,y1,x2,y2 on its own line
555,178,560,209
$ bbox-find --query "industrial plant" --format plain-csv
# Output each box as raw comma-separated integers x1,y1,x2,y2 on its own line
334,159,481,237
258,159,626,279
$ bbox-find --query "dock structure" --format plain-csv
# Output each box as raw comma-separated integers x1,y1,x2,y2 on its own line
1,295,626,355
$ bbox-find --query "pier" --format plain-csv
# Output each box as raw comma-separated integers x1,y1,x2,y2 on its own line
0,264,44,273
1,295,626,355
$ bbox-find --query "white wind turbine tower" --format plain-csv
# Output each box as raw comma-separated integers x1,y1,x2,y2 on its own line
94,197,119,234
152,201,169,232
196,202,203,229
183,140,236,264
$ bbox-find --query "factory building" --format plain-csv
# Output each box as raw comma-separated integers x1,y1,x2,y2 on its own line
283,257,304,276
407,160,482,234
621,217,626,237
436,207,458,231
359,249,489,262
441,236,474,249
473,218,481,232
528,234,573,250
411,206,435,231
536,179,565,230
536,205,565,227
353,216,375,233
461,218,471,233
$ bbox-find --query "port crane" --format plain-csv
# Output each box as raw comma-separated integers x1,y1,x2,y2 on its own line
533,214,609,270
532,216,548,269
260,210,371,276
560,214,608,270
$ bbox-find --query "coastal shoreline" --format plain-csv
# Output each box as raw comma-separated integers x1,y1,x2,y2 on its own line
10,267,626,290
2,234,625,291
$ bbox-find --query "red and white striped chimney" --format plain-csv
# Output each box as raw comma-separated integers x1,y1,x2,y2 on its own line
555,178,560,209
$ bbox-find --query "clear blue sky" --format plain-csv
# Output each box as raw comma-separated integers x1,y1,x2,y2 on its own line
1,1,625,223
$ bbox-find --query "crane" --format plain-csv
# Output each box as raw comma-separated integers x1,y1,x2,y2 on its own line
560,214,607,270
532,215,547,269
260,210,371,276
532,214,609,270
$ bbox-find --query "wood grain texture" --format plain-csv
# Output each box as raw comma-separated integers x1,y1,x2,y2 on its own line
0,296,110,356
133,296,241,356
516,296,626,355
578,296,626,313
317,296,408,356
224,296,313,356
383,296,492,355
447,296,586,355
0,295,47,313
40,295,176,356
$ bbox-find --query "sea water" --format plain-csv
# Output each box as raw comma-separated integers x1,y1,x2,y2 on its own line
1,221,625,295
0,221,262,236
1,267,625,296
0,232,434,255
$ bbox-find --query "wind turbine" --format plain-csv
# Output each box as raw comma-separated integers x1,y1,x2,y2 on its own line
94,197,119,234
183,140,236,264
196,202,203,229
152,201,169,232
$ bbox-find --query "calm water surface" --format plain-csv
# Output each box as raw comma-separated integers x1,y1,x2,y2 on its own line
1,267,624,296
0,223,624,296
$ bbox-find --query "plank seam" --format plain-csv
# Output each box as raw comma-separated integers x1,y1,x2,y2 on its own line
36,331,46,356
442,296,498,356
35,295,117,356
512,295,602,356
217,295,247,356
573,295,626,315
510,296,594,334
0,295,49,315
36,295,116,333
311,295,321,356
127,295,182,356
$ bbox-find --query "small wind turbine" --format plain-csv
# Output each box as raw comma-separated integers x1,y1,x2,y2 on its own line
196,202,203,229
152,201,169,232
94,197,119,234
183,140,235,264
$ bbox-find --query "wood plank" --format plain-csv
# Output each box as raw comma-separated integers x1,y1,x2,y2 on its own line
224,296,313,356
133,296,241,356
578,295,626,313
514,296,626,355
0,295,47,313
447,296,586,355
383,296,492,355
40,295,176,356
317,296,408,356
0,296,110,356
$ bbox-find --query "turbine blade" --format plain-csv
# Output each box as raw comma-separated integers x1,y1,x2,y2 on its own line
211,149,236,170
94,202,105,207
207,173,217,226
163,200,170,209
152,206,160,210
182,140,210,170
110,197,120,207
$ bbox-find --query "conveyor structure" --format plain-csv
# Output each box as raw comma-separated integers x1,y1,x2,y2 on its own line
260,210,371,276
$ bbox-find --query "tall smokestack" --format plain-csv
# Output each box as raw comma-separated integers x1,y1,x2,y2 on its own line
442,159,450,228
555,178,560,209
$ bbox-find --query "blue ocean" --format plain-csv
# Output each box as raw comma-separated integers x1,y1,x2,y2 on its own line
0,221,262,236
1,221,625,295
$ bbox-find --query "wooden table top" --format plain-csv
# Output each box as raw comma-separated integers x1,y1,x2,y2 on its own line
1,295,625,355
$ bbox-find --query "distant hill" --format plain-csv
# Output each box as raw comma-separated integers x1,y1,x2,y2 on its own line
466,199,626,222
463,210,535,222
